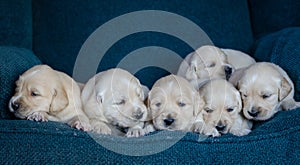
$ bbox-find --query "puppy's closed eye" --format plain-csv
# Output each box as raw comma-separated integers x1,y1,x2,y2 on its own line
227,107,234,112
114,99,126,105
31,91,40,97
261,94,272,99
204,107,213,113
177,101,186,107
206,62,216,68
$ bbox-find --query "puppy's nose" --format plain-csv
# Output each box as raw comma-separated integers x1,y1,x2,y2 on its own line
164,118,175,126
248,108,259,117
11,102,20,111
133,111,144,120
216,122,226,132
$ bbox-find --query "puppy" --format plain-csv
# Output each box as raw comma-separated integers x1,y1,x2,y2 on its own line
81,68,148,137
148,75,204,132
9,65,91,131
199,79,252,137
177,45,255,89
230,62,300,121
177,45,234,89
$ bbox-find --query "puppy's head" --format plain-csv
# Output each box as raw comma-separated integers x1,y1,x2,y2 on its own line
200,79,242,135
185,45,233,81
9,65,68,119
238,63,292,120
94,68,148,128
148,75,203,131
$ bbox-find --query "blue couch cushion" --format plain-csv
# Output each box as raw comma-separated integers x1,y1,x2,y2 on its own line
0,46,41,119
252,27,300,101
249,0,300,38
32,0,253,87
1,108,300,163
0,0,32,49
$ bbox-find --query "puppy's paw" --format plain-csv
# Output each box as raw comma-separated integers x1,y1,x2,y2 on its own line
203,127,221,137
27,112,48,122
191,121,205,133
126,127,145,138
71,120,92,132
231,128,251,136
93,122,112,135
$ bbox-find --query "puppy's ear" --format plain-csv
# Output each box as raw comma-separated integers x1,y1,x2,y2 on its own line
186,62,198,80
223,64,234,80
138,85,149,101
235,90,242,112
50,88,68,112
279,77,292,101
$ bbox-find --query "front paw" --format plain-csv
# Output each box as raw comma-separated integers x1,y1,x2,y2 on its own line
93,122,112,135
203,127,220,137
27,112,48,122
191,121,204,133
71,120,92,132
126,127,145,138
231,128,251,136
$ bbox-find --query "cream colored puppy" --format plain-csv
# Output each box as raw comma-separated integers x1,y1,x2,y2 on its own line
177,45,255,89
81,68,148,137
199,79,252,137
148,75,204,132
9,65,91,131
230,62,300,121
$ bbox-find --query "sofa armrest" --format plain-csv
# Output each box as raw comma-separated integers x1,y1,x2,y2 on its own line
252,27,300,101
0,46,41,119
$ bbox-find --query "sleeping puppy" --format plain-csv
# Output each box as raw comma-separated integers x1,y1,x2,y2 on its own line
177,45,255,89
199,79,252,137
81,68,148,137
230,62,300,121
148,75,204,132
177,45,234,89
9,65,91,131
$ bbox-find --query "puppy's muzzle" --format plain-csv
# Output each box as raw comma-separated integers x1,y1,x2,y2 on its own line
248,108,260,117
132,108,144,120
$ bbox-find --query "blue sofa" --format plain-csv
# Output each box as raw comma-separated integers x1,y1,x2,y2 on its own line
1,0,300,163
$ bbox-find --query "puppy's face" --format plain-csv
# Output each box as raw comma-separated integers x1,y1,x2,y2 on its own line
95,69,147,128
200,79,242,135
148,75,202,131
238,64,292,120
9,65,64,119
186,45,232,81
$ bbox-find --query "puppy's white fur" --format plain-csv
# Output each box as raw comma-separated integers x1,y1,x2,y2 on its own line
81,68,148,137
230,62,300,121
9,65,91,131
199,79,252,137
177,45,255,89
148,75,204,132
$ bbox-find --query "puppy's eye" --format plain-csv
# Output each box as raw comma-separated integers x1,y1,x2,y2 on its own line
155,102,161,107
31,91,39,97
262,94,271,99
178,102,186,107
227,108,234,112
115,100,125,105
242,94,247,98
204,108,213,113
206,63,216,68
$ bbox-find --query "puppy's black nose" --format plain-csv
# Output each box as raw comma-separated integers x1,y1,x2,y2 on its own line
164,118,175,126
134,112,144,120
224,65,233,80
216,124,226,132
248,109,259,117
11,102,20,111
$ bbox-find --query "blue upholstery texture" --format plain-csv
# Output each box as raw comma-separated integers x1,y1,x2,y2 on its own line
0,46,41,119
249,0,300,38
32,0,253,87
252,27,300,101
1,108,300,164
0,0,32,49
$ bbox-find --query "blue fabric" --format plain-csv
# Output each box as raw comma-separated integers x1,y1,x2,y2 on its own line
249,0,300,38
252,27,300,101
1,108,300,163
0,0,32,49
0,46,41,119
32,0,253,87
